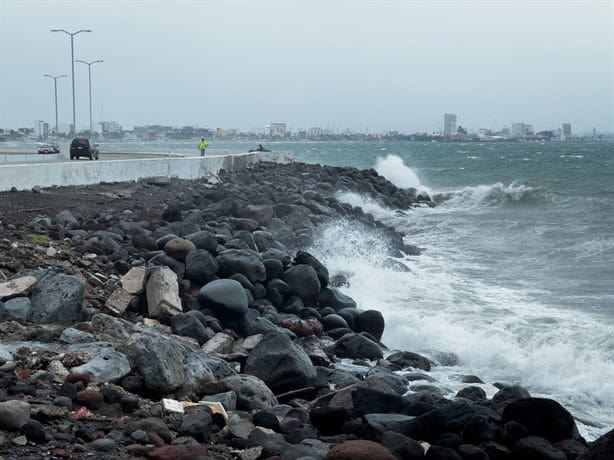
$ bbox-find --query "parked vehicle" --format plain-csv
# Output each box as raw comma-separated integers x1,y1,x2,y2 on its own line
69,138,99,160
37,144,60,154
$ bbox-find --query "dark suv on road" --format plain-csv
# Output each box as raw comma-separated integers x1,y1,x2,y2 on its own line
69,138,99,160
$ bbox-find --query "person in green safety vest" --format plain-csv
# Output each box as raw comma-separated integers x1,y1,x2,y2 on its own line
198,138,208,157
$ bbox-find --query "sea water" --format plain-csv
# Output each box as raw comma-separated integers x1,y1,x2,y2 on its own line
288,140,613,440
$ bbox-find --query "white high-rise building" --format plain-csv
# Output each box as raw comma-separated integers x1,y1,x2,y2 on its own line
443,113,457,136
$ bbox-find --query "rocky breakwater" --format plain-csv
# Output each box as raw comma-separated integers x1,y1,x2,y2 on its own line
0,161,611,460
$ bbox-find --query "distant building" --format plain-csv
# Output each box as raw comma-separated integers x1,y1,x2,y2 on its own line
307,127,322,138
269,123,287,138
511,122,527,138
562,123,572,139
34,120,45,139
99,121,122,136
443,114,457,136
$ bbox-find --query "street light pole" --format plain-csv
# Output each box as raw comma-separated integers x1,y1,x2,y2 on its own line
43,74,67,136
50,28,92,136
76,60,103,135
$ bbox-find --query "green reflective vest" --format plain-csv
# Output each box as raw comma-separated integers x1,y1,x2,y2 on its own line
199,140,208,150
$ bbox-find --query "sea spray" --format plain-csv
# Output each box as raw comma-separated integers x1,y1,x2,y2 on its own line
325,183,614,440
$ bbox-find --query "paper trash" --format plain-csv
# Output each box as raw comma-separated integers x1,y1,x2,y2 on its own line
162,398,228,420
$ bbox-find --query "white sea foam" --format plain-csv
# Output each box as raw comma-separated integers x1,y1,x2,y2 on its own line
374,155,431,195
326,183,614,440
434,182,544,208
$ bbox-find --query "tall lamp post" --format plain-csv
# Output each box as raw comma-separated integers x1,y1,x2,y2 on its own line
50,28,92,136
76,59,103,135
43,74,67,137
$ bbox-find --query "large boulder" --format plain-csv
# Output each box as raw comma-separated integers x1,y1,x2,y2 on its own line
333,333,383,360
512,436,567,460
319,287,357,310
244,332,317,394
238,205,274,226
294,251,329,288
126,334,185,393
146,267,182,318
29,271,85,325
184,249,218,284
284,264,321,305
355,310,385,342
216,249,266,283
198,279,248,319
222,374,278,410
171,311,212,345
0,400,31,430
186,230,218,253
502,398,580,442
387,350,433,372
578,428,614,460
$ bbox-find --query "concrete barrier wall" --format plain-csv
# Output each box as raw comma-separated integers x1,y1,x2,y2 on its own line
0,151,293,192
0,153,62,164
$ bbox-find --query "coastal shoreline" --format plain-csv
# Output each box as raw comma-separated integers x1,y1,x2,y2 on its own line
0,161,610,458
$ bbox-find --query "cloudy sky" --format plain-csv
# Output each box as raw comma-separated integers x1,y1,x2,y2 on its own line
1,0,612,133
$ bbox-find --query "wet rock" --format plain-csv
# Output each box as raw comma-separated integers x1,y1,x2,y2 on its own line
201,390,237,411
512,436,566,460
456,386,487,401
355,310,385,342
244,332,317,394
333,333,383,360
284,264,321,305
503,397,580,442
492,385,530,406
148,253,186,279
294,251,329,288
310,407,351,436
180,406,213,442
21,419,46,443
462,415,502,444
238,205,274,226
554,439,588,460
425,446,462,459
387,350,433,371
381,431,425,459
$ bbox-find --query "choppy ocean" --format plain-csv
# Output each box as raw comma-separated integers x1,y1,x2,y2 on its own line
9,138,614,438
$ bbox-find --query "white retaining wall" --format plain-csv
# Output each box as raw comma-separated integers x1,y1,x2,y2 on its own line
0,151,293,192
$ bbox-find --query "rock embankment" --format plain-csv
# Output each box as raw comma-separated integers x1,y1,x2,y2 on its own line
0,161,610,459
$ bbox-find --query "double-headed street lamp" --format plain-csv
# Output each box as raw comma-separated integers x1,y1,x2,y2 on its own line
43,74,67,136
76,59,103,135
50,28,92,136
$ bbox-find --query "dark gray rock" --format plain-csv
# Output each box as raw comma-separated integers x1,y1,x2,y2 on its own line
216,249,266,283
333,333,383,360
352,387,411,415
512,436,566,460
148,253,186,279
126,334,185,393
0,400,30,429
492,385,531,406
355,310,385,342
238,205,274,226
244,332,317,394
171,311,213,344
387,350,433,371
29,271,84,325
320,314,349,330
180,407,212,442
3,297,31,322
198,279,249,319
185,249,219,284
186,230,218,252
284,264,321,305
382,431,425,459
318,287,357,310
456,386,487,401
222,374,278,410
462,415,502,444
310,407,351,436
294,251,329,288
502,397,580,442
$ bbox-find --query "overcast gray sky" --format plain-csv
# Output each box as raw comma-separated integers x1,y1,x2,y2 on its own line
1,0,612,133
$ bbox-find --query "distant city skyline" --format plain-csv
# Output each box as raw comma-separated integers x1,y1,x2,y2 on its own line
1,1,612,132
